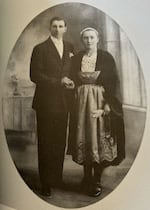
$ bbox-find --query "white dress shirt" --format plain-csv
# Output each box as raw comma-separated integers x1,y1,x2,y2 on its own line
51,36,64,59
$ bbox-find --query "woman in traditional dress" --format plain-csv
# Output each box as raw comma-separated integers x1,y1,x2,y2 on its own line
66,27,125,197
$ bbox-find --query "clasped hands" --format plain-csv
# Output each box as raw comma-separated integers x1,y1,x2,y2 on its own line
91,104,111,118
61,77,75,89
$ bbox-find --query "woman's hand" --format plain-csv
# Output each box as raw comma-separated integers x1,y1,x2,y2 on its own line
104,103,111,115
91,109,104,118
61,77,75,89
91,104,110,118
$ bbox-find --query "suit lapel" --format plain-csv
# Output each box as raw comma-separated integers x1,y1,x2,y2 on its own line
46,37,63,66
62,41,69,65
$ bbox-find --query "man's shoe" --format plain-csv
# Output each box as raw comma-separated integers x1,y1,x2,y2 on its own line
40,186,51,197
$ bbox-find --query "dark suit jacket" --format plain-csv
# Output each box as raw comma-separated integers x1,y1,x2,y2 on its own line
30,37,74,115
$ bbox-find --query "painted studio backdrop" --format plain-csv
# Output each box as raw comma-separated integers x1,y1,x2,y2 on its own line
2,3,147,208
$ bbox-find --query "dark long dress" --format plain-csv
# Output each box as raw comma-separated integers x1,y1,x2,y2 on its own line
68,49,125,166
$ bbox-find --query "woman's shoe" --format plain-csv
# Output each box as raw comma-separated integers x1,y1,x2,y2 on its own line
91,183,102,197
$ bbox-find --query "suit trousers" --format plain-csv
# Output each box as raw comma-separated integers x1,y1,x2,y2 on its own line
36,112,68,188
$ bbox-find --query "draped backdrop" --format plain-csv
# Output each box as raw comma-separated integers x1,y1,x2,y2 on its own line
2,2,146,133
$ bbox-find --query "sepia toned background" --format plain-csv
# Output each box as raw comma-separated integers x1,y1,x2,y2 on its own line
2,2,146,161
0,0,150,210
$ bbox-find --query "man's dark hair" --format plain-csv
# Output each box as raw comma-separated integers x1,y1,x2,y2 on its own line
50,17,67,26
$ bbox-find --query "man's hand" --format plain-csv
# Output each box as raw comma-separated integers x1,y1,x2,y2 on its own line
61,77,75,89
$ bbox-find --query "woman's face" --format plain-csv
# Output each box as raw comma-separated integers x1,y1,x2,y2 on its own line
81,30,99,50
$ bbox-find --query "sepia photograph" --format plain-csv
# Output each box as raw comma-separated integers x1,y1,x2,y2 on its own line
0,1,149,210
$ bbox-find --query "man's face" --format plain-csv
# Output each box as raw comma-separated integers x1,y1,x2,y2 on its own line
50,20,67,39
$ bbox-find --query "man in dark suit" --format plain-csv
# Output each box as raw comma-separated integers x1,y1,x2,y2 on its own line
30,17,74,196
